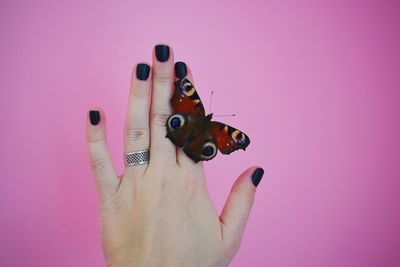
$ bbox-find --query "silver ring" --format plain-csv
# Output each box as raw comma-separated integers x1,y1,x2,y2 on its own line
124,149,150,166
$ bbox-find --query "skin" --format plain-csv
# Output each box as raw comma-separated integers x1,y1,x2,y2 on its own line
86,44,263,267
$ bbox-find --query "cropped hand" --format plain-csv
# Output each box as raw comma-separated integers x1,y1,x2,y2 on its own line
86,44,264,267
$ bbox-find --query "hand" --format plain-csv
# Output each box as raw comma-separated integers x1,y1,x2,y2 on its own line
86,44,264,267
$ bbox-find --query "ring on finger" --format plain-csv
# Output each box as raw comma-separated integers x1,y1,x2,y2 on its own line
124,149,150,166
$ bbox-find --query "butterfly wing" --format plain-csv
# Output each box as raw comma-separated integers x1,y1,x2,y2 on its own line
166,112,200,148
210,121,251,154
180,121,251,163
166,78,206,148
182,128,217,163
170,78,205,117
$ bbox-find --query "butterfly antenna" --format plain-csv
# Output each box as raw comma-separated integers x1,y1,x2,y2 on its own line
213,114,236,117
208,90,214,114
209,91,236,117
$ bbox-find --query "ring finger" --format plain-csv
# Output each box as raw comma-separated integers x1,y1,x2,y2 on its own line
123,62,152,177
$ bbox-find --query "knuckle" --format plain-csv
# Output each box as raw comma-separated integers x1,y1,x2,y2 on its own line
151,110,170,127
125,127,148,143
86,134,101,144
90,158,109,176
154,75,173,85
131,81,150,98
131,85,148,98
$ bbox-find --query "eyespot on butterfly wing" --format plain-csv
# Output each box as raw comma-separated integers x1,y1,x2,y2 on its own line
165,78,206,150
170,78,205,117
210,121,250,154
166,112,199,148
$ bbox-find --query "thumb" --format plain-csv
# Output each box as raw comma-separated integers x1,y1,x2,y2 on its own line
219,166,264,250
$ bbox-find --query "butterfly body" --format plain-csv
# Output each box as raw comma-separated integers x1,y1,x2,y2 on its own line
166,78,250,163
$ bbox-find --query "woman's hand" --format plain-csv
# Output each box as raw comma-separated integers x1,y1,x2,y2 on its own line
86,44,264,267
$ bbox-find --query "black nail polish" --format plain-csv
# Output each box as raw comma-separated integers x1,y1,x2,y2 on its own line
251,168,264,187
89,110,100,125
155,44,170,62
136,63,150,81
175,61,187,78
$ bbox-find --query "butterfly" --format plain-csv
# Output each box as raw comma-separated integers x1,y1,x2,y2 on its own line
165,77,250,163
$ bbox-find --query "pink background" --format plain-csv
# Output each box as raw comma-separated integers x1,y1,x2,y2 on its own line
1,0,399,266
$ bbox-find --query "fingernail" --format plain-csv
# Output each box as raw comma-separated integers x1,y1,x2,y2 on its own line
89,110,100,125
155,44,170,62
175,61,187,78
251,168,264,187
136,63,150,80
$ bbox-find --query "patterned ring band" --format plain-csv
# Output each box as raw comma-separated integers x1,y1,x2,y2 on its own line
124,149,150,166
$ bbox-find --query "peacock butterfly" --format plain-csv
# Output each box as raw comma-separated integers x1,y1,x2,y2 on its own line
165,77,250,163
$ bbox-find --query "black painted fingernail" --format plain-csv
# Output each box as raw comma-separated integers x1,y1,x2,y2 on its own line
175,61,187,78
89,110,100,125
251,168,264,187
155,44,170,62
136,63,150,80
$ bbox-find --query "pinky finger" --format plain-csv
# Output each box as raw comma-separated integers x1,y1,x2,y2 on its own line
86,108,120,203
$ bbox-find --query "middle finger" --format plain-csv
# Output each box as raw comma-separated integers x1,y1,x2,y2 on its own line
149,44,177,167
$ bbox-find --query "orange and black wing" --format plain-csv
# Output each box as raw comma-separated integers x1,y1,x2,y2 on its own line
210,121,250,154
166,78,206,148
170,78,205,117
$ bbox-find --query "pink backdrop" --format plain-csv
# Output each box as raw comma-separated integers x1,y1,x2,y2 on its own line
1,0,399,266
